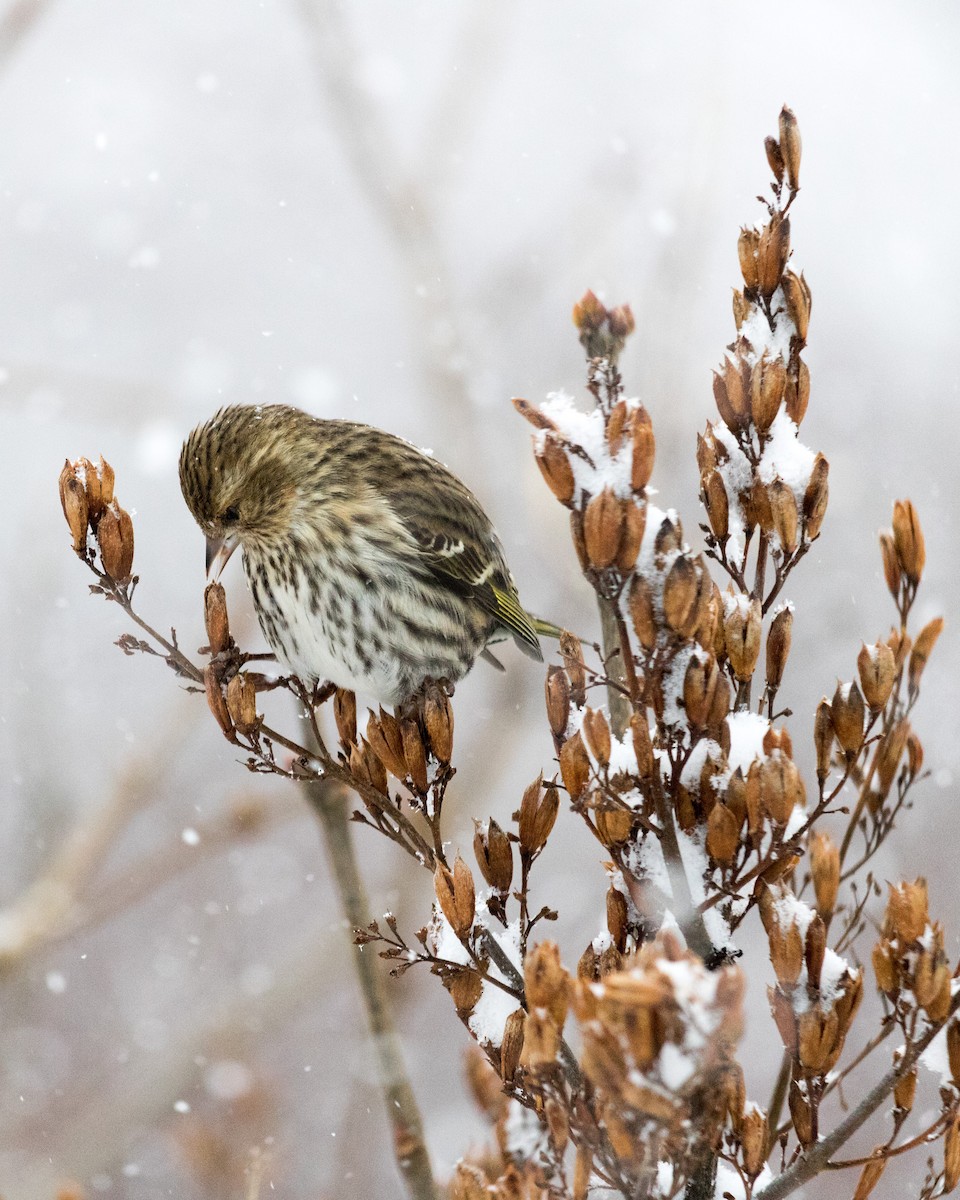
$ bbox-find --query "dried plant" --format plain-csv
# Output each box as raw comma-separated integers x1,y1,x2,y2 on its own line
61,108,952,1200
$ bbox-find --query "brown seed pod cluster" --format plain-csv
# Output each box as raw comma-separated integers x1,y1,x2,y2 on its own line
58,455,135,580
575,932,743,1178
760,884,863,1144
364,679,455,800
872,880,951,1023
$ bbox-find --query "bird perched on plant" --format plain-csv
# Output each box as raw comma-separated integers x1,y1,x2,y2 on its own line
179,403,545,705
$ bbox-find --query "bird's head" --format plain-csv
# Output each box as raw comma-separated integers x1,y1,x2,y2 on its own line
179,405,303,578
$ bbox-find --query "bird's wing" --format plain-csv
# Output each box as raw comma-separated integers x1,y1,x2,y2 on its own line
401,520,543,662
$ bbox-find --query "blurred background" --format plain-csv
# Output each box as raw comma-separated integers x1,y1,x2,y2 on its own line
2,0,958,1195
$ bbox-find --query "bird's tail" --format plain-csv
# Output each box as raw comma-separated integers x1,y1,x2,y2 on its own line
530,615,565,641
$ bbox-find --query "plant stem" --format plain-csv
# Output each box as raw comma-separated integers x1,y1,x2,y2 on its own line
598,595,632,738
305,777,438,1200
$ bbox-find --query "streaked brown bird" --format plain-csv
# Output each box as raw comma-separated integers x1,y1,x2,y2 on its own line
179,404,544,705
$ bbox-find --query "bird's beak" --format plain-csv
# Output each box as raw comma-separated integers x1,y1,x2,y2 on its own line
206,534,239,580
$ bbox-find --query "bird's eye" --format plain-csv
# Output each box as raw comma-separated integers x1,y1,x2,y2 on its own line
222,505,240,523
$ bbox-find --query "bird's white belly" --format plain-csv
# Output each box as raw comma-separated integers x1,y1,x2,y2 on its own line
251,565,408,704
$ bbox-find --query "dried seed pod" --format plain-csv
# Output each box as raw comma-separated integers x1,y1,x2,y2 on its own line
520,1008,560,1069
706,802,739,866
616,499,647,572
893,1058,917,1114
813,698,834,784
518,777,559,855
607,304,635,339
513,396,558,431
400,719,429,793
757,214,790,298
525,941,570,1031
500,1009,525,1081
663,554,700,638
737,227,760,291
892,499,925,584
908,617,944,696
765,605,793,691
353,739,388,795
630,711,654,777
857,642,896,711
97,501,135,580
535,434,576,504
802,452,829,540
653,513,683,559
831,681,865,758
628,573,657,650
759,754,802,825
226,673,259,736
434,856,475,939
573,1147,592,1200
872,940,898,994
766,913,804,989
752,355,786,432
423,684,454,763
366,708,408,779
906,730,924,779
765,135,785,184
697,426,719,474
582,707,612,767
884,879,928,944
76,456,103,521
879,531,901,598
724,595,762,681
545,1097,569,1155
707,672,731,731
607,400,628,453
450,1161,487,1200
798,1005,842,1073
701,468,729,541
560,630,587,705
741,1105,769,1178
333,687,357,747
596,806,632,847
203,581,231,655
473,818,513,893
98,456,115,506
203,664,234,738
781,270,811,343
725,356,751,429
434,862,459,933
545,665,571,740
805,913,826,989
850,1156,886,1200
779,105,801,190
606,885,629,952
684,654,720,729
559,732,591,800
583,488,623,569
59,461,89,552
875,719,909,798
572,289,606,332
630,406,656,492
768,478,799,555
810,831,840,919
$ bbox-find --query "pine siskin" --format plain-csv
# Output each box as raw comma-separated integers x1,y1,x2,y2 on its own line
179,404,543,705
